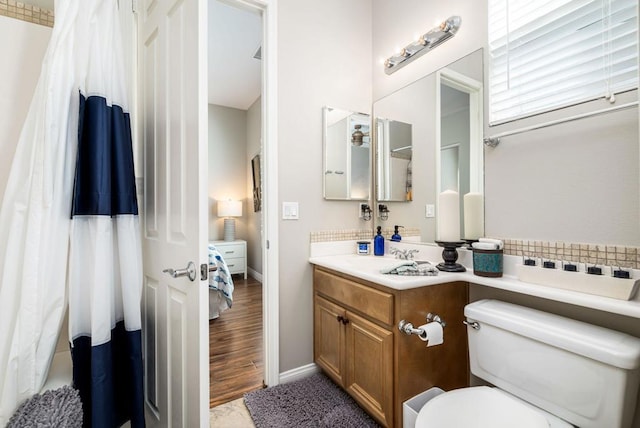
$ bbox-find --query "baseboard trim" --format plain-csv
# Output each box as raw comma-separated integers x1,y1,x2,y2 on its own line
279,363,320,384
248,267,263,282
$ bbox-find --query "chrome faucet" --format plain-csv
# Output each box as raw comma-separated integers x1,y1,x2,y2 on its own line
389,247,419,260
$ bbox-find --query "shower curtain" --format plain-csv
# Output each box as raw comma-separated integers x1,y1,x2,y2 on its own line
0,1,144,427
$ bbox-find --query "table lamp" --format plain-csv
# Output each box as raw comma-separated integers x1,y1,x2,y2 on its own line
217,200,242,241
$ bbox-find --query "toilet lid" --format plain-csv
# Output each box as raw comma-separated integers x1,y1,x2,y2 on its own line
415,386,550,428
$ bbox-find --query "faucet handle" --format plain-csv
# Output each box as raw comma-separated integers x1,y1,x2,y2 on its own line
406,249,419,260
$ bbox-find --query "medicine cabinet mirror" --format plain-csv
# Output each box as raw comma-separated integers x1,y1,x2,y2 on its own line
323,106,371,200
373,48,484,242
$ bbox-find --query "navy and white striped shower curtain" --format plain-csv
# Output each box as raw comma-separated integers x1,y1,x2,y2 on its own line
69,92,144,427
68,1,144,426
0,1,144,426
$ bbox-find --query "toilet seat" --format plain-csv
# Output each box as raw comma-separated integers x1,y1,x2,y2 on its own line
415,386,558,428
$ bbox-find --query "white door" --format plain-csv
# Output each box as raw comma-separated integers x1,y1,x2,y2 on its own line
138,0,209,426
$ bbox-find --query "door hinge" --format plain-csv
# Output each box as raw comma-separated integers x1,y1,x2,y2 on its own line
266,239,270,249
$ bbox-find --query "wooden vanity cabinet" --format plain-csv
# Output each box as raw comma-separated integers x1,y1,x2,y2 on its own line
313,266,469,428
314,273,394,427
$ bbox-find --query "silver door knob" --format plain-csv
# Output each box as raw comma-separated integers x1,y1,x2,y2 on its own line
163,261,197,282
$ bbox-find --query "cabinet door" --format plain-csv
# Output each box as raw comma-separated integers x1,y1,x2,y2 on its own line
345,311,393,427
314,295,346,386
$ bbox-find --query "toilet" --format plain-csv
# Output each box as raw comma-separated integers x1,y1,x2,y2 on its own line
415,299,640,428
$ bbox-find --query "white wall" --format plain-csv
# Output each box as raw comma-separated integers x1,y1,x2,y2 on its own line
0,16,51,201
485,105,638,245
277,0,372,372
208,104,248,241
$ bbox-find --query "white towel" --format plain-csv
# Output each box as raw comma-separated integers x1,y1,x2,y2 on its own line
380,260,418,274
478,238,504,249
472,242,499,250
381,261,439,276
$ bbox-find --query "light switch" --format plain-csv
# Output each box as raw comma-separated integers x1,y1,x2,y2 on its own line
282,202,299,220
426,204,435,218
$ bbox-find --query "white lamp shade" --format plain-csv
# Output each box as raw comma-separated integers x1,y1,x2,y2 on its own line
217,200,242,218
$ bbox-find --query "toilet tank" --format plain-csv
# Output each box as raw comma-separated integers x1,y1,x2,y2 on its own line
465,299,640,428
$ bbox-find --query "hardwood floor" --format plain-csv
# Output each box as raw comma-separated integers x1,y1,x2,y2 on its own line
209,276,264,408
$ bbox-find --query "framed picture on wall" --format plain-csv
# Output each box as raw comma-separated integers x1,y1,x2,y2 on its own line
251,154,262,212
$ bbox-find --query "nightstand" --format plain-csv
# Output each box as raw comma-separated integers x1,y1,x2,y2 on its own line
211,239,247,279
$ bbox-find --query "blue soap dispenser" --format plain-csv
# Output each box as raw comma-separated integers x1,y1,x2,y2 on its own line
391,225,403,242
374,226,385,256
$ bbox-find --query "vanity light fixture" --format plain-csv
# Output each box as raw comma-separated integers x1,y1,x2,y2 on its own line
384,16,462,75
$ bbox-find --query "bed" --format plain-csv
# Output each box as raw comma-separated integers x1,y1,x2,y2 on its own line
208,243,235,319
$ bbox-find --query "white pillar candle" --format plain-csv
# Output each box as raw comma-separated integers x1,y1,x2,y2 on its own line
438,190,460,241
463,192,484,240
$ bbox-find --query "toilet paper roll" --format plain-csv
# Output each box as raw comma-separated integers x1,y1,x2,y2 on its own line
417,322,444,347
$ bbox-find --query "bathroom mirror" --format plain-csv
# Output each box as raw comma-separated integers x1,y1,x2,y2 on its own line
323,107,371,200
436,64,484,239
373,49,484,242
376,118,413,201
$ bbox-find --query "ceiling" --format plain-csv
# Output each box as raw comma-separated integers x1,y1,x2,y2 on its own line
208,0,262,110
26,0,262,111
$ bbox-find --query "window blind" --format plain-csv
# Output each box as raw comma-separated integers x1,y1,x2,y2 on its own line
488,0,638,124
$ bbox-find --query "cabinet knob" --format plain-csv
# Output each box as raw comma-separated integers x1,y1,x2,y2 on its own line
342,317,349,325
337,315,344,323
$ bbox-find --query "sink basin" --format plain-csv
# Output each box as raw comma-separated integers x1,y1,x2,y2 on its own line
335,256,435,272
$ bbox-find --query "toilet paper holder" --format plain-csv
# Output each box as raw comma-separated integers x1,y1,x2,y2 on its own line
398,313,446,336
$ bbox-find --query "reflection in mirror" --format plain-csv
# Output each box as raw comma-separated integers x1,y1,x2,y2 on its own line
437,67,484,239
323,107,371,200
440,143,459,192
376,118,413,201
373,49,484,243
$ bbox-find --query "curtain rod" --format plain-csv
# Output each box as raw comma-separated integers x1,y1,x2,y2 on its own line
483,101,639,147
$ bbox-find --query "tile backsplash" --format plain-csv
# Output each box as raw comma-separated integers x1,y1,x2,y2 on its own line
499,238,639,270
310,229,639,269
310,227,420,243
0,0,54,27
310,229,373,243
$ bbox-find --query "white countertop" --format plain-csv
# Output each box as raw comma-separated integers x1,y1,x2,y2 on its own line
310,253,461,289
309,242,640,319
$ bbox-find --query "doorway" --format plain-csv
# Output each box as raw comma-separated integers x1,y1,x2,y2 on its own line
436,67,484,238
207,0,266,407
